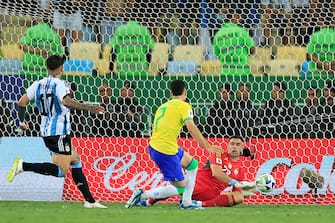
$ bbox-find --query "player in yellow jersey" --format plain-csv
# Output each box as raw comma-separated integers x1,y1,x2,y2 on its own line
125,80,222,209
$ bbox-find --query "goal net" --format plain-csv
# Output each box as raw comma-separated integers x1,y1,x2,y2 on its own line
0,0,334,204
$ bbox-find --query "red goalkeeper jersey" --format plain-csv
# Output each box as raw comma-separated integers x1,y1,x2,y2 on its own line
193,152,245,200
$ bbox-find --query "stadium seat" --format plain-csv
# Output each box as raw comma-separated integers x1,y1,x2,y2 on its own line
5,15,32,26
0,26,28,45
249,47,272,64
200,60,221,76
0,59,22,74
148,43,169,76
265,59,300,77
102,45,112,61
173,45,204,64
63,59,94,76
248,47,272,76
69,42,100,61
249,59,267,76
276,46,307,64
166,61,199,76
94,59,110,76
0,44,23,59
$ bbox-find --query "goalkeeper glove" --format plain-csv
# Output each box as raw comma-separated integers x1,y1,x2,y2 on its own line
229,179,256,190
242,188,256,197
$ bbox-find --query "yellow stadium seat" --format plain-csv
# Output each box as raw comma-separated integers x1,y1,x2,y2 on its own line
173,45,204,64
249,58,267,76
5,15,32,26
0,44,23,59
102,45,112,61
248,47,272,76
148,43,169,76
69,42,100,61
94,59,110,75
200,60,221,76
266,59,300,77
0,26,28,44
249,47,272,64
276,46,307,64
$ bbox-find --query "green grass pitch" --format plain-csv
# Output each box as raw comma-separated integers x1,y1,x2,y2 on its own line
0,201,334,223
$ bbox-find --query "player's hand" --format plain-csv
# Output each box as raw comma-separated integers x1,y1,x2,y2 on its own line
235,181,256,190
89,105,105,114
242,188,256,197
19,122,29,131
206,145,223,154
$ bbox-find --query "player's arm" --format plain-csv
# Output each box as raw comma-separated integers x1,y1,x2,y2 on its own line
62,95,105,114
184,119,222,154
18,94,30,130
210,163,232,184
210,161,255,189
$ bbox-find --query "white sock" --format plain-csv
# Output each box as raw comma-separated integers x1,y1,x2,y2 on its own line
142,184,179,199
182,166,198,206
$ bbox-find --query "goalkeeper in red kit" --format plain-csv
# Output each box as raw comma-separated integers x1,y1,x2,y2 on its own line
138,136,256,207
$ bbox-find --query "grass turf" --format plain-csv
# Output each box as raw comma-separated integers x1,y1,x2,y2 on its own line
0,201,334,223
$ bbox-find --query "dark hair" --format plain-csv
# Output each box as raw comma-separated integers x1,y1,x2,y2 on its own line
123,81,136,90
219,83,231,92
229,135,245,142
46,55,65,70
170,80,186,96
274,81,287,91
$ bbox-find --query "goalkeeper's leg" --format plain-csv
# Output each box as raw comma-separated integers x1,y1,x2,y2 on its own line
200,192,244,207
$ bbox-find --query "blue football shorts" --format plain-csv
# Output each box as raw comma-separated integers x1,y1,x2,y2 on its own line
148,145,185,182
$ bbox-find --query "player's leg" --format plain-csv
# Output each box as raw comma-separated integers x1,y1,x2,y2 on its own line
69,149,106,208
7,136,68,182
131,147,202,209
137,197,168,206
201,191,244,207
125,146,185,208
180,151,199,207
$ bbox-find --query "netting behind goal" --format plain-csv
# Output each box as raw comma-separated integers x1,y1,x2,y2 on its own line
0,1,335,204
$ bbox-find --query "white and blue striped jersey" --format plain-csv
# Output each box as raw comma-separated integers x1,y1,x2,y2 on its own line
26,75,71,137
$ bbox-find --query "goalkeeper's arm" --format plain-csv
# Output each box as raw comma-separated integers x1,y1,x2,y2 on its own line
210,163,255,189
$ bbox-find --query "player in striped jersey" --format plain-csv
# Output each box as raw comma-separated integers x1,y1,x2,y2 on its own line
7,55,107,208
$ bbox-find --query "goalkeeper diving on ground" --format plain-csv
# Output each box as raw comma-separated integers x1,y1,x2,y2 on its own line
136,136,257,207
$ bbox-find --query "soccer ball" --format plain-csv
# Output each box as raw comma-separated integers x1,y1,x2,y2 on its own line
256,173,276,193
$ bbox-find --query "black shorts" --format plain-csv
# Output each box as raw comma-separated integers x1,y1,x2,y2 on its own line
43,135,72,155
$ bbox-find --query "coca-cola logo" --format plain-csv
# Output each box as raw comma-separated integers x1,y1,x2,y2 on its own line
257,156,335,195
94,153,335,195
93,153,167,192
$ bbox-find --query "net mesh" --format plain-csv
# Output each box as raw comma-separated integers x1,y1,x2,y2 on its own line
0,0,334,204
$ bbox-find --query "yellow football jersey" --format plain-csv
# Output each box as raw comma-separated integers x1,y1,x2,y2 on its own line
149,99,193,155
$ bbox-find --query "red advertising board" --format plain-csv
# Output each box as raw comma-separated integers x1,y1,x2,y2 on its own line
62,137,335,204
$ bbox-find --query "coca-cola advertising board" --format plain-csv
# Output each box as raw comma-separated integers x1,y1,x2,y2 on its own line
62,137,335,204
